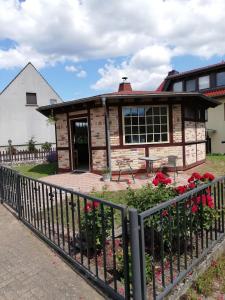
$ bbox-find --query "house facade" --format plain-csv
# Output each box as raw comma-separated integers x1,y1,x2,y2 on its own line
38,80,219,174
0,62,62,147
158,62,225,154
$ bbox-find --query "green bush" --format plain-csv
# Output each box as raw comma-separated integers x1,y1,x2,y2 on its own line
41,142,52,151
27,137,37,152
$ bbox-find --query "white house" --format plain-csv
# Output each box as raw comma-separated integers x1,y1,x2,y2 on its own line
0,62,62,147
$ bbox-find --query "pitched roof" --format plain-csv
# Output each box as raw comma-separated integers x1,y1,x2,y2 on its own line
0,62,63,101
204,88,225,98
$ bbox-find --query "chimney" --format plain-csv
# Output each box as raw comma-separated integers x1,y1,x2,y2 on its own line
118,77,132,92
168,70,179,76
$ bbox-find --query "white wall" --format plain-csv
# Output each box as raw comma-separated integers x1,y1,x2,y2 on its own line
206,97,225,153
0,63,61,146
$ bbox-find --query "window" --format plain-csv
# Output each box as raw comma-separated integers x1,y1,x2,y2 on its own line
216,71,225,86
26,93,37,105
184,106,195,120
199,75,210,90
123,106,169,144
173,81,183,92
186,79,196,92
50,99,57,105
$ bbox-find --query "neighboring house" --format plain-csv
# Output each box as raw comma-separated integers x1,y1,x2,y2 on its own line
38,79,219,174
0,62,62,146
157,62,225,154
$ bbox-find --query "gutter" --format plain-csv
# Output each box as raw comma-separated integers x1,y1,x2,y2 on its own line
102,97,112,179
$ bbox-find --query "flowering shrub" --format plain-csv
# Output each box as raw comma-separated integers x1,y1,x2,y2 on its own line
80,200,111,250
46,151,57,163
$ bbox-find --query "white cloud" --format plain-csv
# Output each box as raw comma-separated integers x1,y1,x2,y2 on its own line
77,70,87,78
65,65,78,72
1,0,225,89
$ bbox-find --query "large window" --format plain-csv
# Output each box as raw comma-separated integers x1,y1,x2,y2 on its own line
123,106,169,144
173,81,183,92
26,92,37,105
216,71,225,86
186,79,196,92
199,75,210,90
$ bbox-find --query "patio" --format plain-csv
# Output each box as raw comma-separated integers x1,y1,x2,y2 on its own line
41,171,190,194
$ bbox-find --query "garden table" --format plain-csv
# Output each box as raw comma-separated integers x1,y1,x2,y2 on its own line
139,155,164,177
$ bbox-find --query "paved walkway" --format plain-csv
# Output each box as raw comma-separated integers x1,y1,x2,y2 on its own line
41,171,189,193
0,205,104,300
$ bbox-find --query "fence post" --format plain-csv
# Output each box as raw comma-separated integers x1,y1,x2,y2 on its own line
16,172,22,219
0,168,3,204
129,208,143,300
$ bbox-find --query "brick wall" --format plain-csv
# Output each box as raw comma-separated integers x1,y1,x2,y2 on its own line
57,150,70,169
92,150,107,171
185,144,197,165
172,104,182,143
68,109,88,117
197,143,206,161
111,148,146,171
148,146,183,167
185,121,196,142
109,106,120,146
55,113,68,147
196,122,206,141
90,107,106,147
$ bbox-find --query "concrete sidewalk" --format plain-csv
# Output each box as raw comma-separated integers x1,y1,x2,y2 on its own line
0,205,104,300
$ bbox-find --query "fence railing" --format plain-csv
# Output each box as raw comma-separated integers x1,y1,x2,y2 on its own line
1,165,225,300
0,166,130,300
0,148,55,163
137,176,225,300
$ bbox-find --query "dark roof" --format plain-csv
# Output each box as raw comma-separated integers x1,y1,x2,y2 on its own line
0,62,63,101
37,90,220,117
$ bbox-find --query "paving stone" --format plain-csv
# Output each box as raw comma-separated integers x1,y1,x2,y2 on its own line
0,205,104,300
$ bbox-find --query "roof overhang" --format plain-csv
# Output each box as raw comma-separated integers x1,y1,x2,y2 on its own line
37,91,220,117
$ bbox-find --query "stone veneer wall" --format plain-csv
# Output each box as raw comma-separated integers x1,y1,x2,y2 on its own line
185,121,196,142
185,144,197,165
111,148,146,171
90,107,106,147
197,143,206,161
92,150,107,171
55,113,68,147
148,146,183,167
196,122,206,141
109,106,120,146
58,150,70,170
172,104,182,143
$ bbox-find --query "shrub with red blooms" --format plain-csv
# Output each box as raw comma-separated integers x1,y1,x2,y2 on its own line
152,172,172,186
80,200,111,249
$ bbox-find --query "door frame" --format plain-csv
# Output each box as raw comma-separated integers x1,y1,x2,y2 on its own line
69,116,90,171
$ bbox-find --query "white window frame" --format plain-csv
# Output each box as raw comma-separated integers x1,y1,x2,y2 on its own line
122,105,169,145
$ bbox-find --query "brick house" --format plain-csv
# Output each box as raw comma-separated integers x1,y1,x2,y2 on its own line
38,79,219,174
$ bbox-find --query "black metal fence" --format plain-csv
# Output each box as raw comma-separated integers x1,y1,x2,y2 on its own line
1,165,225,300
135,176,225,300
0,148,56,163
0,166,130,300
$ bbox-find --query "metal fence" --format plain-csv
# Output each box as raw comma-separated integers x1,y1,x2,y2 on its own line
135,176,225,300
0,148,55,163
0,166,130,300
1,165,225,300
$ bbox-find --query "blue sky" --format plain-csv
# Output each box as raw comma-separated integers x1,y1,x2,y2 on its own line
0,1,225,101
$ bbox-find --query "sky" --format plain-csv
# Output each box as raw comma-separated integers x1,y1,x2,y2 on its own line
0,0,225,101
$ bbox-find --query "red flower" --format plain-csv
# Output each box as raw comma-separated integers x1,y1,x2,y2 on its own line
191,204,198,213
203,172,215,181
188,182,195,189
192,172,202,180
206,194,214,208
93,201,100,208
188,176,194,183
196,196,201,204
176,185,187,194
84,202,92,213
164,178,172,184
162,210,168,217
155,172,165,180
152,178,159,186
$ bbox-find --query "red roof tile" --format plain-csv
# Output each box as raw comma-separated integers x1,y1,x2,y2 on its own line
155,80,165,91
204,89,225,97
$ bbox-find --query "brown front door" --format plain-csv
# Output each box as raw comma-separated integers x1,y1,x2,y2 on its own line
71,118,89,171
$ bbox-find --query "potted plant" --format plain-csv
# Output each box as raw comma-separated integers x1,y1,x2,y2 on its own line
102,167,111,182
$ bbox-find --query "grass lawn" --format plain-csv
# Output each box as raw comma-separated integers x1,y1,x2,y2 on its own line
186,154,225,178
13,162,57,179
183,253,225,300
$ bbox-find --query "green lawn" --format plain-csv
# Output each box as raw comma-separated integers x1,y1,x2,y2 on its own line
184,253,225,299
13,162,57,179
187,154,225,178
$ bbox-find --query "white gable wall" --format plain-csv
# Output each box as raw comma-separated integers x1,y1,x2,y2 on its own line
0,63,61,146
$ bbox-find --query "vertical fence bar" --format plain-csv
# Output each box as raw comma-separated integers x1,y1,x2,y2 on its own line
129,208,143,300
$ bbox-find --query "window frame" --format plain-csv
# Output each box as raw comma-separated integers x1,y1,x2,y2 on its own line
173,81,183,92
122,105,169,145
26,92,37,106
216,71,225,87
186,78,196,92
198,75,210,90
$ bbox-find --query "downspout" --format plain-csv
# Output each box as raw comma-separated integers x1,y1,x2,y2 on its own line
102,97,112,180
